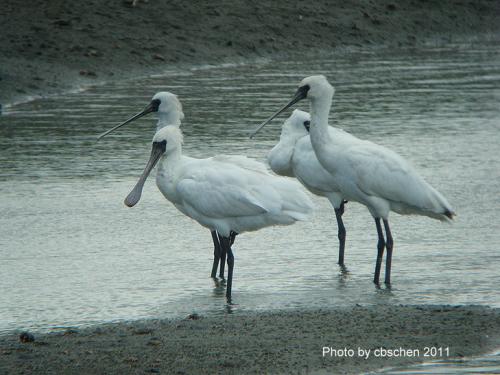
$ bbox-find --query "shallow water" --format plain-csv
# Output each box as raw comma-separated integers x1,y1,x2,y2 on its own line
373,350,500,374
1,42,500,338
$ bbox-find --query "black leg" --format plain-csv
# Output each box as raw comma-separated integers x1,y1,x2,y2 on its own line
373,218,385,285
334,202,347,266
220,236,235,303
383,220,393,285
219,242,226,279
230,231,238,246
210,230,221,278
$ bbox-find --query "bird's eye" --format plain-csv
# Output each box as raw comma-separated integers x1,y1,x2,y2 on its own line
303,120,310,132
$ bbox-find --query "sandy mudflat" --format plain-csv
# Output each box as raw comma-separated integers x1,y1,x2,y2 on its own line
1,0,499,105
1,305,499,374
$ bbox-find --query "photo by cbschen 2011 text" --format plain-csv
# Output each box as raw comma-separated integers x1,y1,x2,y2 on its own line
323,346,450,360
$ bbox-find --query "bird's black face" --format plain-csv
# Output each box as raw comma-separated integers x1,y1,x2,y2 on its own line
296,84,311,100
97,98,162,140
150,98,161,112
152,139,167,152
250,84,310,138
303,120,310,132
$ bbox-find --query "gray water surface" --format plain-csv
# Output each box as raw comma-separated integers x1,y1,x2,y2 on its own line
1,42,500,336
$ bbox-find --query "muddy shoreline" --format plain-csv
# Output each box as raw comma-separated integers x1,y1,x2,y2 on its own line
1,305,499,374
1,0,499,105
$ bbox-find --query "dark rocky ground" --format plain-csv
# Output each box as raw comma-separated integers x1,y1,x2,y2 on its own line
1,0,499,104
1,305,499,374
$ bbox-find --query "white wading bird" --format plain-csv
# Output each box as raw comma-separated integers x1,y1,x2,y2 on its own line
98,92,230,279
252,75,455,285
123,125,314,301
268,109,351,267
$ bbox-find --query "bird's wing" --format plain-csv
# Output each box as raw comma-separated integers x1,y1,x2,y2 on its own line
267,140,296,177
176,171,270,219
211,154,270,174
349,142,437,208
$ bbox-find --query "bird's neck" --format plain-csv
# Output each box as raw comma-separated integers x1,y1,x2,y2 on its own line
163,147,182,166
280,125,305,143
268,135,296,177
157,149,182,183
309,94,333,152
156,112,182,130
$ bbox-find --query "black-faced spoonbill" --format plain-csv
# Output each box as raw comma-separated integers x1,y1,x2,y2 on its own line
252,75,455,286
268,109,350,267
124,125,314,302
98,92,229,280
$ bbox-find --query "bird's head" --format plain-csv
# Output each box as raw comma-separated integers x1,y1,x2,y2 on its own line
151,92,184,122
124,126,183,208
282,109,311,137
250,75,334,138
152,125,184,155
97,91,184,140
297,75,334,101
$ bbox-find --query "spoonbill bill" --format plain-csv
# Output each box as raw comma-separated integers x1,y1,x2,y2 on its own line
124,125,314,302
98,92,228,280
268,109,350,267
252,75,455,285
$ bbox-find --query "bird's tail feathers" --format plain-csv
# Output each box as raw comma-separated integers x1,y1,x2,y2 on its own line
417,181,455,222
283,210,311,222
444,209,456,220
279,184,315,220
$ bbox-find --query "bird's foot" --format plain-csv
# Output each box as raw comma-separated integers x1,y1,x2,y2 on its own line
338,263,349,274
224,302,236,314
213,278,226,289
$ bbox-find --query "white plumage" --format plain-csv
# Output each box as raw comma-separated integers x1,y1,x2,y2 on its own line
301,76,453,222
268,108,352,208
254,75,455,285
124,124,313,302
128,126,313,235
99,91,288,281
268,109,349,265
